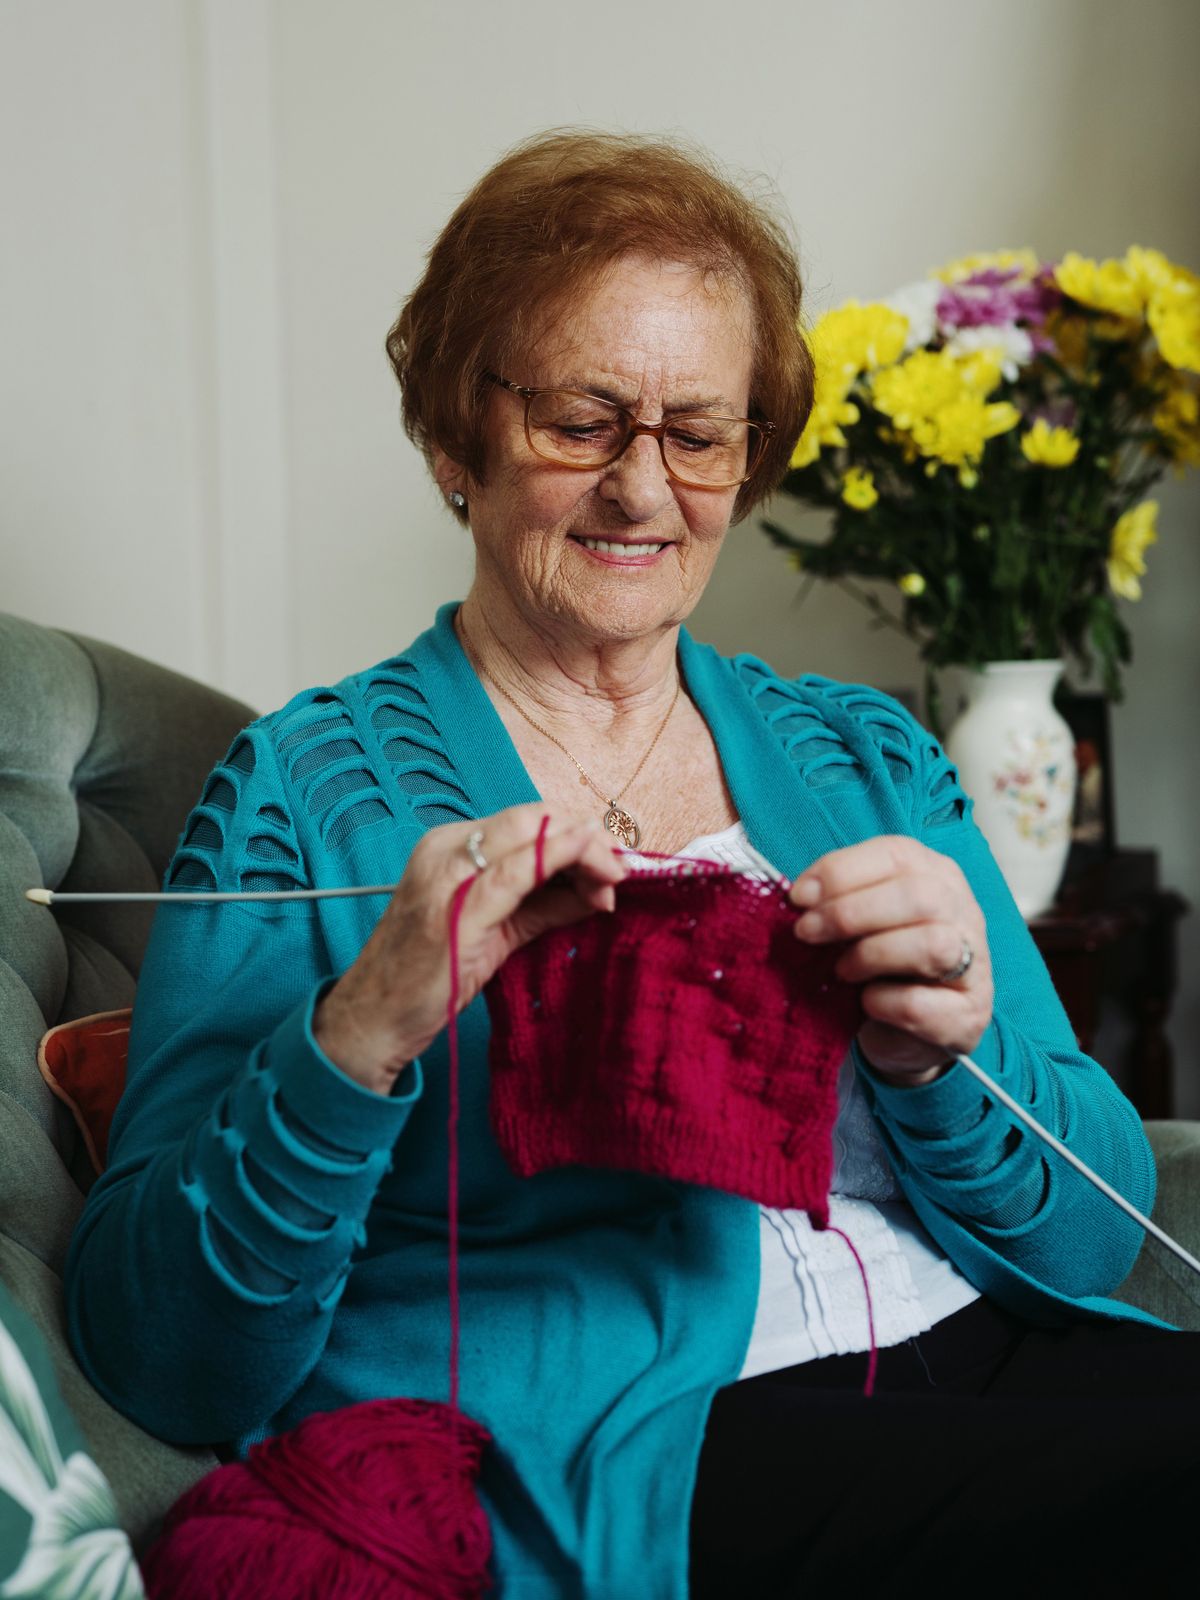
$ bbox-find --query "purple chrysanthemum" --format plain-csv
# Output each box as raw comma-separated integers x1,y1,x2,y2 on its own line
938,265,1062,333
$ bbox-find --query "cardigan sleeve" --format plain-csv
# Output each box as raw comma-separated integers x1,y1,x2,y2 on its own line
846,694,1156,1304
65,721,424,1446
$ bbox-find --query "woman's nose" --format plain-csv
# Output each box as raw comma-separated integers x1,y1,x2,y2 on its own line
597,433,674,523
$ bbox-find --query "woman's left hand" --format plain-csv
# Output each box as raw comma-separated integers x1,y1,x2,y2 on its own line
790,835,993,1085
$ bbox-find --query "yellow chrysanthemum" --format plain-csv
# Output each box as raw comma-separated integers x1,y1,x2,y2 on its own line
1020,419,1081,467
841,467,878,510
1124,246,1190,299
1147,279,1200,374
935,248,1039,284
870,348,1020,470
1055,253,1143,320
790,382,858,469
1153,381,1200,466
790,302,909,468
897,572,926,596
817,300,910,374
1107,501,1159,601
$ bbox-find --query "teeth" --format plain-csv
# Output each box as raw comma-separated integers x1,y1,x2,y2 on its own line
578,537,665,556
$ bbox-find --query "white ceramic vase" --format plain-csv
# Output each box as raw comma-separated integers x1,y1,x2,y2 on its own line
944,660,1077,921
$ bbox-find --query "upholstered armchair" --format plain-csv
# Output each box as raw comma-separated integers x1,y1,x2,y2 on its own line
0,612,252,1544
0,608,1197,1553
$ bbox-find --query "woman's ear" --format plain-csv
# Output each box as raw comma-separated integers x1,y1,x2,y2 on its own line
432,448,468,510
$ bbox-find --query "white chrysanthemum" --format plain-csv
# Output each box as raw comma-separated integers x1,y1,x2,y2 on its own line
884,280,940,352
943,323,1034,381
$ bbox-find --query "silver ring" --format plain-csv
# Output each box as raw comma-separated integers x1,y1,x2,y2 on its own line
938,938,973,985
465,829,488,871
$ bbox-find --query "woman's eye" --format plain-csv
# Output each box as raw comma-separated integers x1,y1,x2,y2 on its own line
558,422,617,439
667,428,717,452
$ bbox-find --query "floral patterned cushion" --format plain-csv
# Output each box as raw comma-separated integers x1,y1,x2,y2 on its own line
0,1277,143,1598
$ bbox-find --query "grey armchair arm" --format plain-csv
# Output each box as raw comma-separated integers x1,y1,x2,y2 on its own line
1115,1120,1200,1327
0,611,253,1543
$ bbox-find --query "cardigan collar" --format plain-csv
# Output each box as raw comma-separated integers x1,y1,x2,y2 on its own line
404,602,845,881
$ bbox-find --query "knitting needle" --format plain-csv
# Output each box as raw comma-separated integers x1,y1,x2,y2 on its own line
955,1051,1200,1282
20,883,1200,1281
24,885,398,905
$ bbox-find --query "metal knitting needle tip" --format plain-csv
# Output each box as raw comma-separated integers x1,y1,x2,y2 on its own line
24,885,399,906
955,1051,1200,1282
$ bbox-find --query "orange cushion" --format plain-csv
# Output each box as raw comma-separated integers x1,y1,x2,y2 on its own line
37,1008,131,1176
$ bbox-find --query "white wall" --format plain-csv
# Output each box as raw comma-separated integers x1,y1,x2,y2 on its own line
3,0,1198,1107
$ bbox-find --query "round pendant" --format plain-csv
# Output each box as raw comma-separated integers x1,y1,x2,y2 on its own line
603,805,641,850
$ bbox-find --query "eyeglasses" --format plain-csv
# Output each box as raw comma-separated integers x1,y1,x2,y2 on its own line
486,372,774,489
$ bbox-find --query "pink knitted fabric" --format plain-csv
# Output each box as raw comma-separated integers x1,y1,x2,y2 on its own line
486,862,862,1222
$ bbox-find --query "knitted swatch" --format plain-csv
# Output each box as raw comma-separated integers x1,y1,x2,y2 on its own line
487,861,862,1223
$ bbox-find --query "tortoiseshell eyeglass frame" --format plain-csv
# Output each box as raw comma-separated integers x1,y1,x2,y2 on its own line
485,371,775,489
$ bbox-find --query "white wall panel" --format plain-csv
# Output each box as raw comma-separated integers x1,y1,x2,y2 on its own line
1,0,216,683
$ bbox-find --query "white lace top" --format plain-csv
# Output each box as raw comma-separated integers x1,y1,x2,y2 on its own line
628,821,981,1377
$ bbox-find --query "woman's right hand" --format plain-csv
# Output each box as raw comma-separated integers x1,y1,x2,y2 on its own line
313,803,626,1095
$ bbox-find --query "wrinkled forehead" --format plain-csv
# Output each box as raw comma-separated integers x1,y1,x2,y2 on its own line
505,254,757,401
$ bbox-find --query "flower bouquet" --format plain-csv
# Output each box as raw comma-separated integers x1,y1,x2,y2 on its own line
764,246,1200,730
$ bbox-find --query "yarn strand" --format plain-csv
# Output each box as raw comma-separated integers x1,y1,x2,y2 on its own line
534,814,550,887
447,875,476,1418
825,1225,878,1397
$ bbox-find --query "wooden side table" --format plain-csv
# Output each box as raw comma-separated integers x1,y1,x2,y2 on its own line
1029,850,1189,1119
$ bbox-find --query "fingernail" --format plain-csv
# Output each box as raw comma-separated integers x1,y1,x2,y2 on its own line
792,876,821,907
794,911,824,938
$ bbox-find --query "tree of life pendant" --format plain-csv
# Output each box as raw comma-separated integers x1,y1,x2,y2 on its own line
603,805,641,850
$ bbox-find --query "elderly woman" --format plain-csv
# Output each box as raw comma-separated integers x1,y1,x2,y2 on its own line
68,132,1196,1597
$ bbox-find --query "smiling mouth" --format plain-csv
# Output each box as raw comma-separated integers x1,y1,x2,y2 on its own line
572,536,669,556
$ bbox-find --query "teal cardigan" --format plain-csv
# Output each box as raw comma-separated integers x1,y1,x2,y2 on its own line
66,604,1159,1598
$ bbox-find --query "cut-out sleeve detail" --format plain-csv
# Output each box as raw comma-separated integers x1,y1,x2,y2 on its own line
922,740,971,827
264,671,476,848
819,679,969,831
170,994,416,1306
360,668,476,825
734,659,914,830
167,726,312,896
66,703,426,1445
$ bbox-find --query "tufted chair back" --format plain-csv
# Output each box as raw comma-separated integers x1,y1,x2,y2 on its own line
0,610,255,1539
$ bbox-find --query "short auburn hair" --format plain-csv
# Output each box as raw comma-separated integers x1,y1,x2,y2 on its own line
386,129,814,524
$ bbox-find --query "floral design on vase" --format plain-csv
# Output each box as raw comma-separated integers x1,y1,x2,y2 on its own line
990,729,1076,849
944,660,1077,920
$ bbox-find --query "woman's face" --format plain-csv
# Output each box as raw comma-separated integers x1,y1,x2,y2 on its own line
445,255,755,648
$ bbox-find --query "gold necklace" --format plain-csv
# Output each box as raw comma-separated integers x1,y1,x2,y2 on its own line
478,661,680,851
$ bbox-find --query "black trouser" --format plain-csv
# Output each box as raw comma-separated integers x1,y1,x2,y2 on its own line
689,1297,1200,1597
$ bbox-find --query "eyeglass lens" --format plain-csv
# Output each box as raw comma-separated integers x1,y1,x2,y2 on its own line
525,391,761,486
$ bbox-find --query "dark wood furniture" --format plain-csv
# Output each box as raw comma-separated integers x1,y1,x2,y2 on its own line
1029,849,1189,1119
